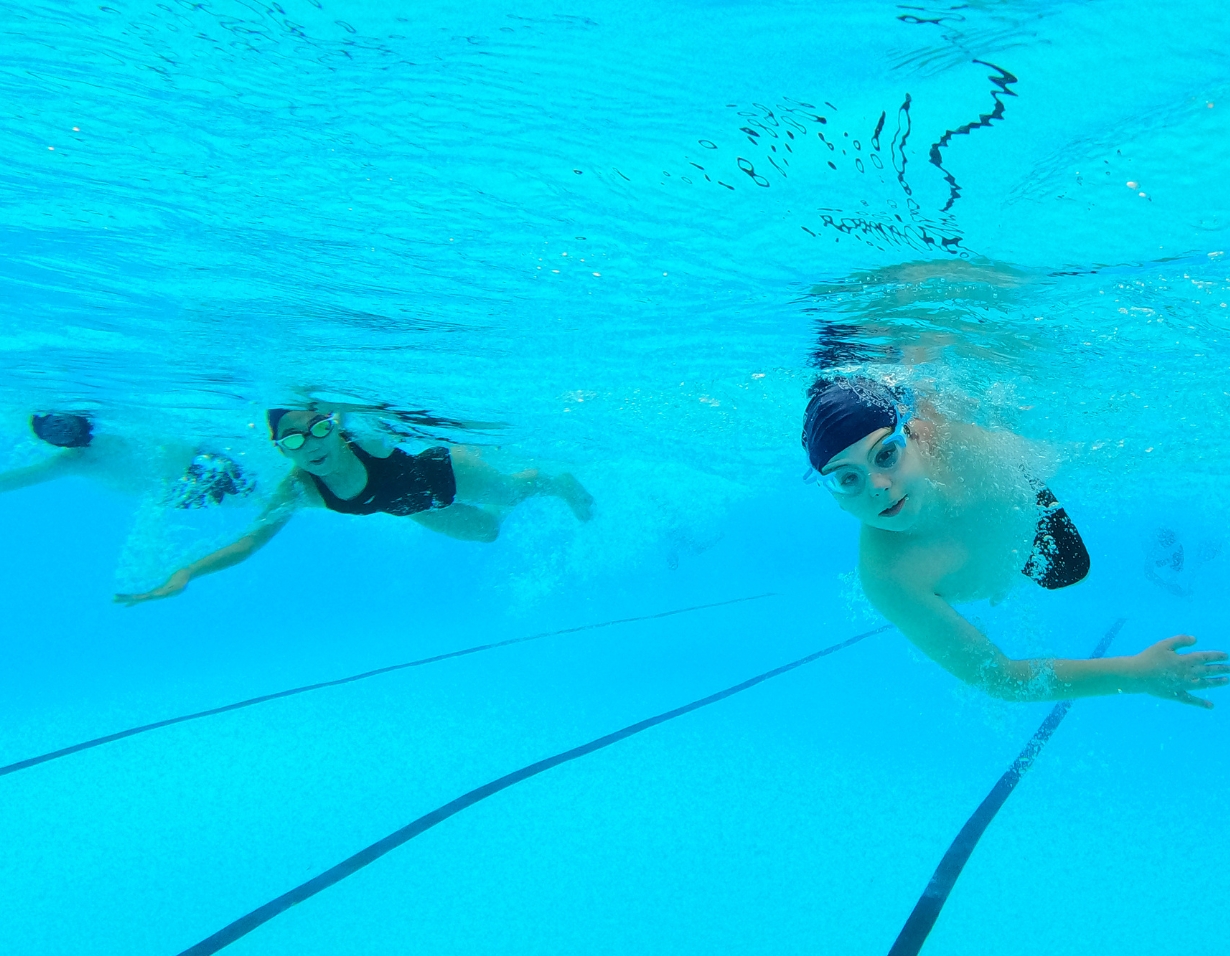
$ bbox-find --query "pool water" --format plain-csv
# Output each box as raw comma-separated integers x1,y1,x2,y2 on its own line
1,1,1228,953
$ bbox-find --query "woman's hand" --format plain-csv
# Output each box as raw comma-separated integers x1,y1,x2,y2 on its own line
114,568,191,606
1131,635,1230,708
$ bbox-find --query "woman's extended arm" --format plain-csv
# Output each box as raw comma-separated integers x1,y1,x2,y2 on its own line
115,475,301,605
861,566,1230,707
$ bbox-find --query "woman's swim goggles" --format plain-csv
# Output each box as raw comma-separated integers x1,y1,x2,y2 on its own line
274,414,336,451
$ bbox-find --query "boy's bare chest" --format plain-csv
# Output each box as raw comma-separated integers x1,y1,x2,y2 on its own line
894,508,1037,603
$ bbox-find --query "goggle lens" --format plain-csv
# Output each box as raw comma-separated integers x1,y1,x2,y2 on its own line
276,415,335,451
818,420,907,498
823,467,866,497
874,432,905,469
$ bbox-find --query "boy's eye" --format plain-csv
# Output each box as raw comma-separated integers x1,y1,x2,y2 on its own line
839,471,860,488
874,444,900,468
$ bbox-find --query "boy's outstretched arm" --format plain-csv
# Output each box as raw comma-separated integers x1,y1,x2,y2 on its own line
861,564,1230,706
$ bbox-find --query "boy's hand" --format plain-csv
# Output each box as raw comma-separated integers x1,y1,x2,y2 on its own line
1132,635,1230,708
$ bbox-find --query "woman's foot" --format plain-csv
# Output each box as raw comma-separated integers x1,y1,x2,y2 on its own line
552,472,594,521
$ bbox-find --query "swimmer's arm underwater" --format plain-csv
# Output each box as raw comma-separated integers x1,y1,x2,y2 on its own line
861,564,1230,708
114,475,300,606
0,450,83,494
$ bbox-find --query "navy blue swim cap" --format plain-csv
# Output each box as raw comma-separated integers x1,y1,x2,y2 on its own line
31,413,93,448
802,378,901,471
266,408,292,439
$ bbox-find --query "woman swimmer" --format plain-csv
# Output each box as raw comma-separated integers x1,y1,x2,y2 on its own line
803,377,1229,708
115,407,593,604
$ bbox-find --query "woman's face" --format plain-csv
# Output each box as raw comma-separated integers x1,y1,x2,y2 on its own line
274,410,344,476
820,425,931,531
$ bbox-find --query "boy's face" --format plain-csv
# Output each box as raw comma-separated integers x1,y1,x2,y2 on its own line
821,426,929,531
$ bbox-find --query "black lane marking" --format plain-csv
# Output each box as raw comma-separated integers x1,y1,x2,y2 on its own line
0,593,777,780
887,617,1126,956
176,624,892,955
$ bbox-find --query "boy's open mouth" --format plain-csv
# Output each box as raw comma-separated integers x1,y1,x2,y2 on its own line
880,495,906,517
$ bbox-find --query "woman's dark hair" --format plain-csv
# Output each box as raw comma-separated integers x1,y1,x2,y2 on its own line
31,413,93,448
266,408,292,439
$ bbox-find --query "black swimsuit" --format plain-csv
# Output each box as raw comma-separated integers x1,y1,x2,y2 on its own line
309,443,456,516
1022,485,1090,589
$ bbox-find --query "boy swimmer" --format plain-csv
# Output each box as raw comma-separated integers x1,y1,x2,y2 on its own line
804,377,1229,707
116,407,592,604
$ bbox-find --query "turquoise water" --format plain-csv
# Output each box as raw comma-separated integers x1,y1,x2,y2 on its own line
1,0,1228,953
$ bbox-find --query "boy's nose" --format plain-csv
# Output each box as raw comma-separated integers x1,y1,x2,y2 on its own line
870,472,892,490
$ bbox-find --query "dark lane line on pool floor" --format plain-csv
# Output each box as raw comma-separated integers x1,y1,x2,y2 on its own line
887,617,1126,956
175,624,892,956
0,593,777,780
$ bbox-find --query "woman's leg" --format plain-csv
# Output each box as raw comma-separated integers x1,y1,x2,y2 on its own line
411,502,501,542
449,446,593,520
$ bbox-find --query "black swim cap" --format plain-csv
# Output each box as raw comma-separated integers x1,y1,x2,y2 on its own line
266,408,292,439
31,413,93,448
802,378,900,471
